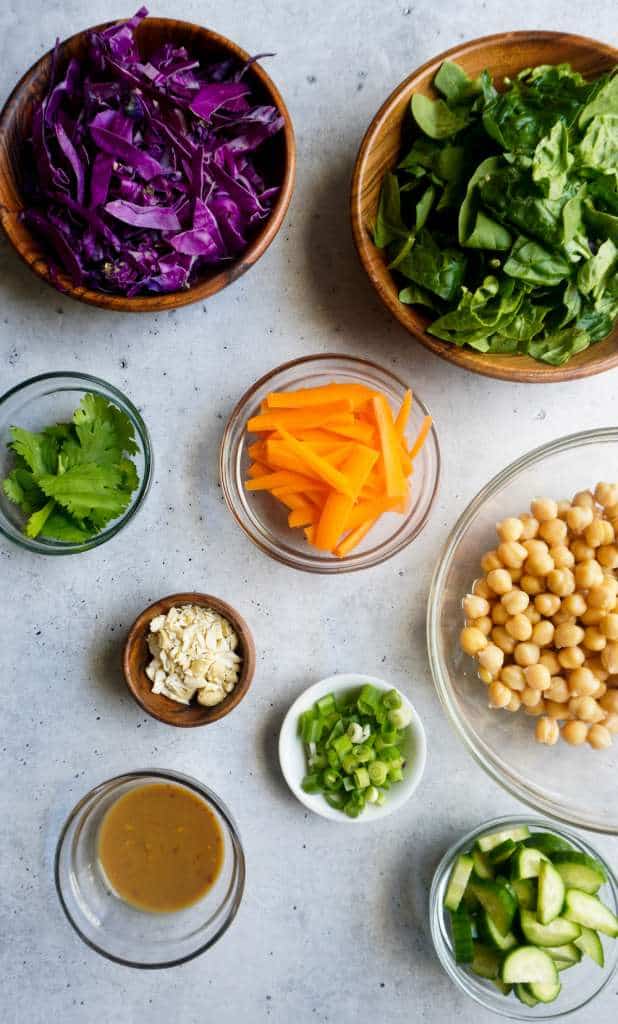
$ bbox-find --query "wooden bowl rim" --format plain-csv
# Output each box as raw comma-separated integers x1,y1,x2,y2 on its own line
122,592,256,727
0,17,296,312
351,30,618,384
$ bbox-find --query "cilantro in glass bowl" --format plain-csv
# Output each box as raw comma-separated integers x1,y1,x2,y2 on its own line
0,373,152,554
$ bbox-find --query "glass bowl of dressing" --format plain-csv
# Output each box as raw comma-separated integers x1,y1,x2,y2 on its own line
55,770,245,967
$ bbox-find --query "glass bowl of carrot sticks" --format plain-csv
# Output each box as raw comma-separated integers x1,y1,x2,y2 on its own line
219,354,440,572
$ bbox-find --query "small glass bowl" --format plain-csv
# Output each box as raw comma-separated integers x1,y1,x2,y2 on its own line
219,354,440,572
427,428,618,834
55,770,245,968
430,815,618,1019
0,372,152,554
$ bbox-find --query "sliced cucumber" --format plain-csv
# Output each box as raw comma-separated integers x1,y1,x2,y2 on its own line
445,854,474,912
470,941,501,979
524,832,573,855
472,847,494,880
477,825,531,853
493,979,512,995
564,889,618,938
551,852,607,895
450,905,474,963
538,860,566,925
515,983,539,1007
528,979,561,1003
556,960,576,972
512,846,550,881
574,925,605,967
520,909,581,947
544,943,581,965
468,877,517,936
488,839,519,865
512,877,538,910
502,945,559,985
478,909,518,952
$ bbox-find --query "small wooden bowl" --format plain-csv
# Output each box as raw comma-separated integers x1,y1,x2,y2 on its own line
0,18,295,312
351,32,618,384
123,593,255,727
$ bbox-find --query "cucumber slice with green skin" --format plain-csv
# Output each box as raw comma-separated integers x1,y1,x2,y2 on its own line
538,860,566,925
472,847,494,880
556,960,576,972
450,905,474,963
488,839,519,865
520,909,581,946
524,832,573,855
544,943,581,965
528,979,561,1003
502,946,559,985
493,979,512,995
550,852,607,895
512,878,538,910
468,877,517,936
470,941,501,979
477,825,531,853
512,846,550,881
515,983,539,1007
574,925,605,967
564,889,618,938
478,909,518,951
444,854,474,912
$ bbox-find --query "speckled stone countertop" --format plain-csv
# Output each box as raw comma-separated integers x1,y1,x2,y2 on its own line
1,2,617,1022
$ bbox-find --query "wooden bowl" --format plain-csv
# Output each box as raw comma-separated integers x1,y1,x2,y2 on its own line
351,32,618,384
123,593,255,727
0,18,295,312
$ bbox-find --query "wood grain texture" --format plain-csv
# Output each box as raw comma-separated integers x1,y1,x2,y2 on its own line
123,593,255,727
351,31,618,384
0,19,296,312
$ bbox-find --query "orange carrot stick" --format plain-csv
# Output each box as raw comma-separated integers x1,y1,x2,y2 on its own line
278,429,355,497
394,389,413,437
266,383,376,410
314,447,378,551
372,395,407,498
344,496,400,532
247,461,270,479
246,469,317,492
288,505,320,528
247,401,353,433
409,415,433,461
335,517,378,557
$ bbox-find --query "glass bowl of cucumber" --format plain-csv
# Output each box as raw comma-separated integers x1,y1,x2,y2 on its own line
430,816,618,1019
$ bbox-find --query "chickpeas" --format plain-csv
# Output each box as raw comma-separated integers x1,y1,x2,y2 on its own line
460,482,618,751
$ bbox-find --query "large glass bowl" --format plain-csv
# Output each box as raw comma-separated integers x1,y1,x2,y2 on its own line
429,816,618,1019
219,354,440,573
427,428,618,834
55,770,245,968
0,372,152,554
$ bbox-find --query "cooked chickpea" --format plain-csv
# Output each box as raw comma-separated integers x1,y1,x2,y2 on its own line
488,680,511,708
521,574,544,595
497,516,524,542
585,518,615,548
491,603,509,625
558,646,585,670
562,593,587,617
586,656,609,682
539,518,567,546
473,578,493,600
600,690,618,715
554,621,585,648
588,580,618,610
519,514,539,539
569,696,603,723
597,544,618,569
571,539,595,562
524,663,551,691
535,593,561,616
498,541,528,568
521,686,543,708
546,676,569,703
463,594,490,619
460,626,488,655
557,500,572,519
531,498,558,522
574,559,604,589
475,616,493,636
569,666,601,697
491,626,517,654
573,489,595,510
506,692,521,712
603,713,618,734
525,552,555,577
539,651,560,675
501,665,526,691
478,667,494,685
567,505,594,534
506,613,533,641
547,568,575,597
514,642,540,667
601,642,618,674
581,607,607,626
535,716,559,745
550,544,575,569
583,626,607,652
587,724,612,749
592,680,607,699
532,620,554,647
523,700,546,717
546,700,570,719
486,568,513,595
523,539,549,557
562,720,589,745
501,589,529,615
509,567,523,584
553,607,576,626
523,606,541,625
481,550,503,573
477,643,504,676
595,482,618,508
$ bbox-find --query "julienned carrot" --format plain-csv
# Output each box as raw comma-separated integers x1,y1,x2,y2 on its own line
372,395,407,498
247,401,353,433
409,415,433,461
269,490,316,511
266,383,376,410
288,505,320,528
314,447,378,551
265,441,354,476
322,419,376,445
246,469,316,492
247,461,270,479
344,495,400,532
334,517,379,557
278,429,355,497
394,389,413,436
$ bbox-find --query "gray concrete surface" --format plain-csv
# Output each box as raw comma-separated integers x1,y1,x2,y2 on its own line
1,2,616,1022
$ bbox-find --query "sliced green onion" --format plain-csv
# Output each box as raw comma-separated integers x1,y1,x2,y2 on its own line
332,733,353,759
382,689,402,710
357,684,380,715
326,719,344,745
316,693,337,716
353,743,375,764
366,786,380,804
342,775,356,792
388,705,412,730
381,746,402,763
353,767,370,789
301,773,321,793
322,768,341,790
347,721,365,744
325,791,345,810
389,765,404,782
368,760,388,786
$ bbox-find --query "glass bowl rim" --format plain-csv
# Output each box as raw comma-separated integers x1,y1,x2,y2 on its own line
219,352,441,573
427,426,618,835
0,371,153,555
54,768,246,969
429,813,618,1019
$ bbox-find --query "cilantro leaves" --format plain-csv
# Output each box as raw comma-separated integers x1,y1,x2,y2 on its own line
2,393,140,542
373,60,618,365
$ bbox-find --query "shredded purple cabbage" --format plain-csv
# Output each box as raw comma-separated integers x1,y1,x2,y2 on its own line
23,7,284,295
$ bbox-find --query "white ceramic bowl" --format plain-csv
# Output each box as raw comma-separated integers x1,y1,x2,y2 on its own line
278,673,426,822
